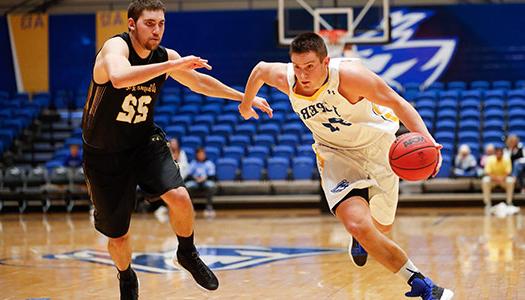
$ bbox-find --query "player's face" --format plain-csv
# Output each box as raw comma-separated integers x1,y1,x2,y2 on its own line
131,10,165,50
291,51,329,92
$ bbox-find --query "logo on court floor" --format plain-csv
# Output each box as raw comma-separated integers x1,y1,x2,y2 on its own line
43,245,342,274
357,9,457,89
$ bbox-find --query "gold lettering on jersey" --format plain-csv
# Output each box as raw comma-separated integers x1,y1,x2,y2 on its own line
126,83,157,94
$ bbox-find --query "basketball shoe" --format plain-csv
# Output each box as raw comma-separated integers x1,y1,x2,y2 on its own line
348,235,368,267
118,268,139,300
176,249,219,290
405,273,454,300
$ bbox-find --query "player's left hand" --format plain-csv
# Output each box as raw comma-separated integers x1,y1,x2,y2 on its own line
431,143,443,177
252,96,273,118
238,101,259,120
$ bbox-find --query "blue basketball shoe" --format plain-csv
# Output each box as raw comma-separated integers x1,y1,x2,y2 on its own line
348,235,368,267
405,273,454,300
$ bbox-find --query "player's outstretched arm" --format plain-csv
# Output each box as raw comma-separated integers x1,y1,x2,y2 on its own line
339,61,442,175
166,49,273,117
238,62,288,120
96,38,210,89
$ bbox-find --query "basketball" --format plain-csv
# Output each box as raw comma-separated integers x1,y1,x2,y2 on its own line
388,132,439,181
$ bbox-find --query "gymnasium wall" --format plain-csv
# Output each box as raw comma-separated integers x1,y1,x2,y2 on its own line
0,4,524,93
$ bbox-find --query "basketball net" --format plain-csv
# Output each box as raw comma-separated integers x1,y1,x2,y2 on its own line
319,29,347,58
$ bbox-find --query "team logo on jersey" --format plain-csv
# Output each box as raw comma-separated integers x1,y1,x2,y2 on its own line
42,245,342,274
356,9,457,89
331,179,350,193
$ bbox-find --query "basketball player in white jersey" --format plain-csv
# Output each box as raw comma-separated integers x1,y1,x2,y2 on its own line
238,32,453,300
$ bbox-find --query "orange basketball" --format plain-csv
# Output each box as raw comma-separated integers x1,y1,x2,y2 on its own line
388,132,439,181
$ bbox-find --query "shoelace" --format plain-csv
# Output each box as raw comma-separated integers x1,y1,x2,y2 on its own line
190,252,214,279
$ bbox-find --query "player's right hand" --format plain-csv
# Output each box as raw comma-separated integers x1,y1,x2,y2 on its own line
172,55,212,71
238,102,259,120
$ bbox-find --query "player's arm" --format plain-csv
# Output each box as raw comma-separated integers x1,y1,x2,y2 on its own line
95,37,210,89
239,62,289,120
166,49,272,116
339,62,435,142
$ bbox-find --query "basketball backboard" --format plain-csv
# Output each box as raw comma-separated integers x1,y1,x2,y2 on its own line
278,0,390,46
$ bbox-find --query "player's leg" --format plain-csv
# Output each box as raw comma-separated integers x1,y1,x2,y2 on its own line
138,128,218,290
83,150,139,300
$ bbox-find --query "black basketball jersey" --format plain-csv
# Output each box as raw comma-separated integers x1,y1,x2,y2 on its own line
82,32,168,153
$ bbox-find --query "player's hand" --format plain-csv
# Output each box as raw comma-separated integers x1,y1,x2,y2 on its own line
171,55,212,71
431,143,443,177
238,101,259,120
252,96,273,118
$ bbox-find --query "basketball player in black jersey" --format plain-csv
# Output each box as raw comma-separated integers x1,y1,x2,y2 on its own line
82,1,272,299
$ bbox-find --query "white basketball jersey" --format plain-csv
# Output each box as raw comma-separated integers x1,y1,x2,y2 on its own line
286,58,399,149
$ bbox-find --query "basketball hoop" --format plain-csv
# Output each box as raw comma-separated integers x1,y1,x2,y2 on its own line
319,29,347,58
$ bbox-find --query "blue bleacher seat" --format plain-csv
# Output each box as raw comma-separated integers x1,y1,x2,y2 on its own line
459,109,481,121
282,122,303,137
508,108,525,121
216,114,238,127
222,103,240,114
404,82,420,92
162,94,181,106
435,119,456,132
205,135,227,149
511,130,525,141
297,145,314,159
483,108,504,122
241,157,264,180
515,80,525,89
183,93,203,105
286,113,301,122
183,147,195,161
471,81,490,90
235,123,257,137
253,134,275,148
483,131,504,144
436,158,452,178
435,131,455,144
415,99,435,111
483,119,504,131
493,80,512,90
438,99,457,110
436,110,456,122
163,86,180,97
272,145,294,160
509,119,525,132
485,89,506,99
204,146,221,163
270,91,289,102
211,124,234,139
247,145,270,161
508,98,525,110
201,103,222,114
461,89,483,101
460,99,480,110
292,156,315,180
458,131,479,144
179,104,200,115
278,134,300,147
229,135,251,148
181,136,202,149
272,102,291,113
165,125,186,139
459,120,480,132
418,109,434,121
155,115,170,128
415,91,438,101
259,123,280,137
193,114,215,128
267,157,289,180
188,125,210,139
0,110,10,119
223,146,244,163
171,115,193,128
484,98,504,110
508,89,525,99
156,105,175,117
424,120,434,133
425,82,444,91
438,90,460,101
216,158,238,181
447,81,467,91
301,133,314,145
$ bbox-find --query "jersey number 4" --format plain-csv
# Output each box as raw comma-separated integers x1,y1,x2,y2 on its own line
116,94,152,124
322,117,352,132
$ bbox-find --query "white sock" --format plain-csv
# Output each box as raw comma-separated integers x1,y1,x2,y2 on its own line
396,259,421,283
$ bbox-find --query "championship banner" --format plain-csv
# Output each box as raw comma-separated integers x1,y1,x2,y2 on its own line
7,13,49,93
96,10,128,51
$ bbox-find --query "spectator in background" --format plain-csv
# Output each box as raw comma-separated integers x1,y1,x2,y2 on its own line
482,146,515,208
64,144,82,168
453,144,479,177
168,138,189,180
186,148,217,218
480,143,495,169
505,134,525,192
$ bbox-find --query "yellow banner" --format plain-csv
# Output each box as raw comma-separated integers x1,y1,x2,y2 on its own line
96,10,128,51
7,13,49,93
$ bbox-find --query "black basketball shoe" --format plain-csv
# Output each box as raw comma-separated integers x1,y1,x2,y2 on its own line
118,268,139,300
176,249,219,291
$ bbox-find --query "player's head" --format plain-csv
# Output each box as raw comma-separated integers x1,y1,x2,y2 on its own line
289,32,329,92
127,0,166,50
195,147,207,162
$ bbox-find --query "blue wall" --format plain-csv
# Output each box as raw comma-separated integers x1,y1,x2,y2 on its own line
0,4,524,93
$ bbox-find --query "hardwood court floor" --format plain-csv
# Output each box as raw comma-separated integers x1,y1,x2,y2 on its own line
0,207,524,300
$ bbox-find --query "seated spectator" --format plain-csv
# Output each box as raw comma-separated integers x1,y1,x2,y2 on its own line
482,146,515,208
168,137,189,180
505,134,525,192
480,143,495,170
452,144,479,177
186,148,217,217
64,144,82,168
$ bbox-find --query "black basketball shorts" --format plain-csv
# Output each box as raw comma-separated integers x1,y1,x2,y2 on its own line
83,128,185,238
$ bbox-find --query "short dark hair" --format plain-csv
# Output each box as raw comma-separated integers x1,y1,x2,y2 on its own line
290,32,328,60
128,0,165,22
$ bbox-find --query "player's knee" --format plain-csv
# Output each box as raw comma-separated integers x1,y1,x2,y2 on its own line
162,187,192,209
375,222,392,234
109,233,129,248
343,218,371,240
